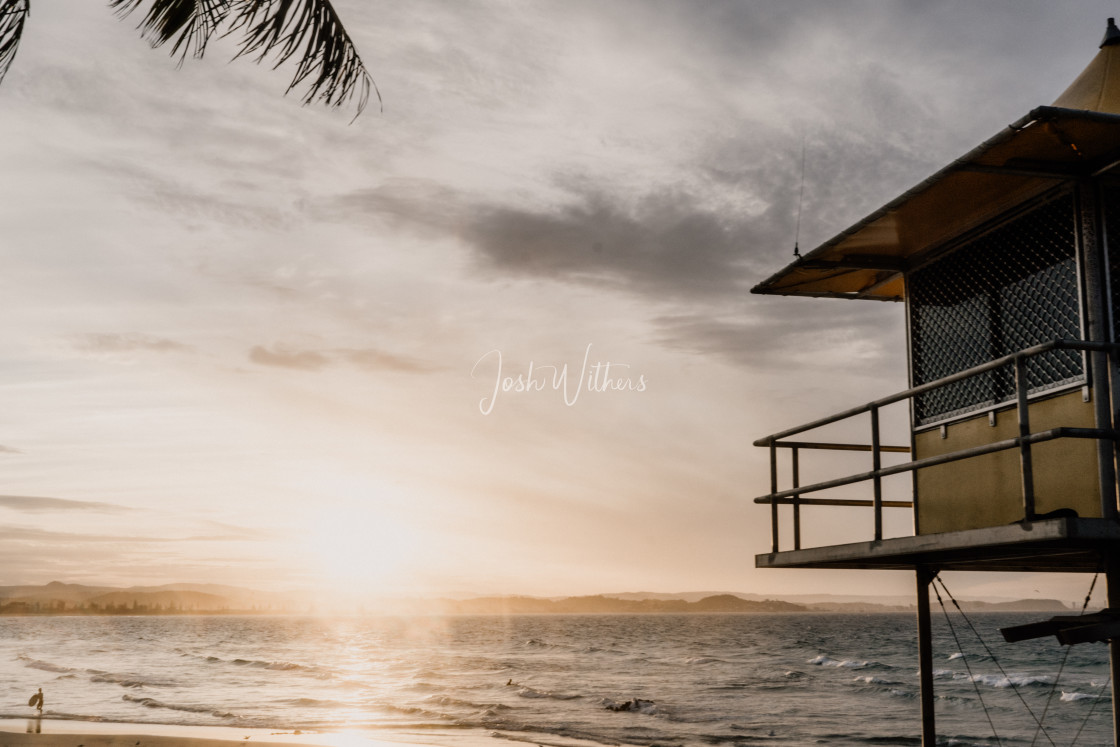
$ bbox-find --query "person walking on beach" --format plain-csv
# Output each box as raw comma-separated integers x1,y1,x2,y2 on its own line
28,688,43,714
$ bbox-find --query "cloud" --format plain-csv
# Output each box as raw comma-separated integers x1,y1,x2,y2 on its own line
0,526,156,543
74,333,191,354
190,519,275,542
653,297,905,373
461,189,762,301
249,344,439,373
0,445,22,454
338,348,440,373
0,495,131,514
324,180,773,303
249,345,330,370
0,525,263,544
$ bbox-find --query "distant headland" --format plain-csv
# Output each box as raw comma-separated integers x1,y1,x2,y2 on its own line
0,581,1074,616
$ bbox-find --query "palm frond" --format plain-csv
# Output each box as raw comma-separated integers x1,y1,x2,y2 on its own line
228,0,376,114
113,0,377,116
111,0,230,62
0,0,30,85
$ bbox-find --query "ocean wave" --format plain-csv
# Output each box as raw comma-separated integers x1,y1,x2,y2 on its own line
684,656,723,665
19,656,76,674
962,673,1055,689
90,673,177,689
948,652,964,660
20,656,174,689
1061,691,1099,702
231,658,303,671
175,648,333,678
121,694,235,719
853,675,900,686
601,697,659,715
278,697,348,709
425,695,513,712
808,655,870,669
516,686,580,701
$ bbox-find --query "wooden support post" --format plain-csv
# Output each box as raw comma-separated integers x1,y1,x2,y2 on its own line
916,566,936,746
1077,181,1119,520
1107,553,1120,747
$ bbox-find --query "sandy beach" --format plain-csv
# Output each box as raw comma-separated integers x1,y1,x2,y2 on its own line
0,735,318,747
0,720,459,747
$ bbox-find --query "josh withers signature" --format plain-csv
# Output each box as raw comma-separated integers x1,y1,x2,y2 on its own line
471,344,647,415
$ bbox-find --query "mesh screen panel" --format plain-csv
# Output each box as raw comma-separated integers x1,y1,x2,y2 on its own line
1105,186,1120,343
910,194,1082,425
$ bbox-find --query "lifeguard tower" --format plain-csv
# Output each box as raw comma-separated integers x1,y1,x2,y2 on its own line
753,19,1120,745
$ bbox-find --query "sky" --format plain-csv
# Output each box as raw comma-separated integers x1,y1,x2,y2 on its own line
0,0,1116,604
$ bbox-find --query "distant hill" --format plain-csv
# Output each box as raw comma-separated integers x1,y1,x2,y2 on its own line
957,599,1070,612
440,594,807,615
0,582,296,614
0,582,1074,616
602,591,1071,613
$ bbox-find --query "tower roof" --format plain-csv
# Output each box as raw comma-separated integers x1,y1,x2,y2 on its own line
1052,18,1120,112
752,20,1120,302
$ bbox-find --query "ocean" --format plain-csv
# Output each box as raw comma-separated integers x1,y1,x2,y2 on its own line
0,612,1113,746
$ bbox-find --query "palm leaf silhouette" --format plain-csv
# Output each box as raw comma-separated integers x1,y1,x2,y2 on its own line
0,0,376,115
0,0,29,86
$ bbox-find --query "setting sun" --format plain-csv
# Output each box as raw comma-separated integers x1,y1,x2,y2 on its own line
299,505,423,597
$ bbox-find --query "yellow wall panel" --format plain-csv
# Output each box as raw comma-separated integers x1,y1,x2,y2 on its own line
914,389,1101,534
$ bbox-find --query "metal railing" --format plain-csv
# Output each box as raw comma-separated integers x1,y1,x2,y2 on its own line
754,339,1120,554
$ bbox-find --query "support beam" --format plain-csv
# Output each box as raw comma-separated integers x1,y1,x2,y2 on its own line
1077,181,1119,520
916,567,936,746
1107,553,1120,747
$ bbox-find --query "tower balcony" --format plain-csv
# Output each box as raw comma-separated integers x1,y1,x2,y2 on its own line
754,338,1120,574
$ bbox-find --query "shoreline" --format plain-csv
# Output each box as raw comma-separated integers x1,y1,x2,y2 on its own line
0,719,491,747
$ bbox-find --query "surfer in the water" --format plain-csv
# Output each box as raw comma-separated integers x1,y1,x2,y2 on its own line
29,688,43,714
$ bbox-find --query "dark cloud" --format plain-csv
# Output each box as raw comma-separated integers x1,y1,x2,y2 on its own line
0,495,131,514
326,181,775,303
460,189,762,300
310,4,1113,312
75,333,191,354
653,296,906,373
249,344,438,373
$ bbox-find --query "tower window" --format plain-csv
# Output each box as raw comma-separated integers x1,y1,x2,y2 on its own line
909,194,1082,426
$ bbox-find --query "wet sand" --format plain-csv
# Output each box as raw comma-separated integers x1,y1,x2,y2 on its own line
0,735,316,747
0,719,459,747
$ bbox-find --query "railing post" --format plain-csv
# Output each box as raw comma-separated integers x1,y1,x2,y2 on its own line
871,405,882,541
769,441,779,553
792,446,801,551
1014,355,1035,521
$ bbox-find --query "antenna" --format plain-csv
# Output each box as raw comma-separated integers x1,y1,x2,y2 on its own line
794,134,806,259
